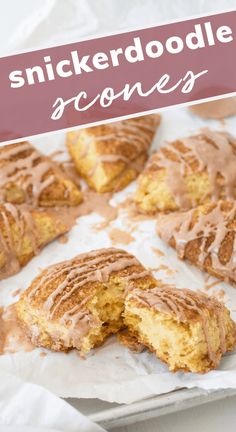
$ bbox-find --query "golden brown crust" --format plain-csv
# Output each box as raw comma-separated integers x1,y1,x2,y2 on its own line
0,203,69,279
20,248,154,319
124,286,236,373
157,200,236,285
0,142,82,207
135,129,236,213
16,248,157,354
66,115,160,193
127,286,226,323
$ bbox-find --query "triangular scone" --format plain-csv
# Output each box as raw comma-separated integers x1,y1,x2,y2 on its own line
16,248,156,354
135,129,236,213
66,115,160,193
124,286,236,373
157,200,236,285
0,142,82,207
0,203,70,279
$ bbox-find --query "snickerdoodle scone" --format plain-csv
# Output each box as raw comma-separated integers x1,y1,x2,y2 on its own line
157,200,236,285
0,141,82,207
124,286,236,373
135,129,236,213
66,114,160,193
16,248,156,354
0,203,69,280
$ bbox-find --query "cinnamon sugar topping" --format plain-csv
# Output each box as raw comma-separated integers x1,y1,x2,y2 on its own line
69,115,160,176
157,201,236,283
0,203,39,278
0,142,70,205
27,248,151,325
148,129,236,209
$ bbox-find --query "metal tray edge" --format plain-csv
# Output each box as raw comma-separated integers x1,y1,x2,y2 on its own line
89,387,236,429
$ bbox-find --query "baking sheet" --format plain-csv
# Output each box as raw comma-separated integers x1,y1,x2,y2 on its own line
86,388,236,429
0,106,236,404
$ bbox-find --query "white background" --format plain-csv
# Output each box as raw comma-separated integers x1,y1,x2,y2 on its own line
1,1,236,431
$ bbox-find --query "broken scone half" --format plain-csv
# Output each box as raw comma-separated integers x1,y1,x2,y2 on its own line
66,114,160,193
0,141,82,207
135,129,236,213
124,286,236,373
0,203,70,280
157,200,236,285
16,248,156,354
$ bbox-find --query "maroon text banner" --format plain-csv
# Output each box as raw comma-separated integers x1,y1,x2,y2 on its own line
0,10,236,143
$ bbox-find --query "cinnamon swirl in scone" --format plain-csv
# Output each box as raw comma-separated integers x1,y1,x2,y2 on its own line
135,129,236,213
157,200,236,285
124,286,236,373
66,115,160,193
0,142,82,207
0,203,69,279
16,248,156,354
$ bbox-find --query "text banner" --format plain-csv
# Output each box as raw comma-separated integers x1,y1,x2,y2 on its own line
0,10,236,143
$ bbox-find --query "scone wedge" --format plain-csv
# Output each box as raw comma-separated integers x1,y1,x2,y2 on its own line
135,129,236,213
0,142,82,207
157,200,236,285
67,115,160,193
124,286,236,373
0,203,70,279
16,248,156,354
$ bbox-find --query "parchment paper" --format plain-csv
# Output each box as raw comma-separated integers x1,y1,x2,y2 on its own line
1,106,236,404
